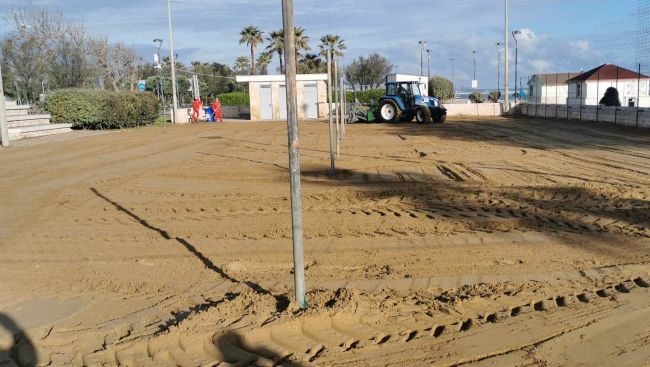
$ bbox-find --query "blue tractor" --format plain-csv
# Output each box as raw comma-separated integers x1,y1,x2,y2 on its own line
378,81,447,124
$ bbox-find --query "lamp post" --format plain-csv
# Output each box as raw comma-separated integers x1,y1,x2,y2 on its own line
496,42,502,99
472,50,478,89
450,58,455,98
153,38,167,120
426,49,431,80
512,30,522,102
418,41,427,77
167,0,178,123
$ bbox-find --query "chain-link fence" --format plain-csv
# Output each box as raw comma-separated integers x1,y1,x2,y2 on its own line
518,63,650,127
513,0,650,128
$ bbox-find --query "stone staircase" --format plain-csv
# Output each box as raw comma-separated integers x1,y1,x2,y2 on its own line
5,99,72,140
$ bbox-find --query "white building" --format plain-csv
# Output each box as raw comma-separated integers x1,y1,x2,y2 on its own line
386,74,429,96
527,72,580,104
236,74,328,121
566,64,650,107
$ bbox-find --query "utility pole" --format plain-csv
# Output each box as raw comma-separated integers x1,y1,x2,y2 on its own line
0,64,9,147
326,49,336,174
282,0,307,310
167,0,179,123
504,0,510,110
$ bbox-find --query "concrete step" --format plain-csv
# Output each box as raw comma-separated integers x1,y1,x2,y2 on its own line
6,104,31,117
7,114,52,128
8,123,72,140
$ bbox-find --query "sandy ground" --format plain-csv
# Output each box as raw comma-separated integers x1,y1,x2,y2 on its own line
0,117,649,366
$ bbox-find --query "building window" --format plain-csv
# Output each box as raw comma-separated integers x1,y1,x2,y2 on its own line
529,85,534,97
576,83,581,98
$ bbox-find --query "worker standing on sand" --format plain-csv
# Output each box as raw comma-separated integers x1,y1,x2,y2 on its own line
211,98,223,123
191,98,202,122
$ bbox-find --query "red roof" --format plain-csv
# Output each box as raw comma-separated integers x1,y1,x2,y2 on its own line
567,64,649,82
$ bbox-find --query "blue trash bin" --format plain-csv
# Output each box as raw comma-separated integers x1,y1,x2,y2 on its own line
203,107,215,122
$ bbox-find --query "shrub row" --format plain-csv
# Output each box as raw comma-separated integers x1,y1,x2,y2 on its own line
45,89,160,129
345,89,385,104
216,92,250,106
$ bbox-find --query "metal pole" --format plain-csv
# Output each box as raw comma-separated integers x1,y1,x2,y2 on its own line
326,49,335,174
497,44,501,99
555,73,558,118
637,63,641,127
596,68,600,123
281,0,306,310
167,0,179,124
472,52,477,82
615,66,619,124
420,43,424,77
514,38,518,102
504,0,509,111
427,50,431,80
340,76,346,136
0,64,10,147
334,57,340,158
450,58,455,98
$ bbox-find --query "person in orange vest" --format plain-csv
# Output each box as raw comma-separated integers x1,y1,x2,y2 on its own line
191,98,202,122
211,98,223,123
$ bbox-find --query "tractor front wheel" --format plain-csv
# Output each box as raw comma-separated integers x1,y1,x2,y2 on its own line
379,100,402,123
415,106,433,124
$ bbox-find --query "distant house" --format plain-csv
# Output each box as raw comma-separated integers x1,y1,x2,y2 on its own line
527,72,581,104
566,64,650,107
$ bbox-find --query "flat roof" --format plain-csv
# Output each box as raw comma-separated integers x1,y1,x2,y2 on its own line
236,74,328,83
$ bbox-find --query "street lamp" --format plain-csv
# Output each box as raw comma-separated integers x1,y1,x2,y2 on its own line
167,0,179,123
153,39,167,119
426,49,431,80
472,50,478,89
496,42,503,99
450,58,455,98
418,41,427,77
512,30,522,101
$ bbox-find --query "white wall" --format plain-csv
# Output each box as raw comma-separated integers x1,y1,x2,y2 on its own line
518,103,650,128
528,81,570,104
567,79,650,107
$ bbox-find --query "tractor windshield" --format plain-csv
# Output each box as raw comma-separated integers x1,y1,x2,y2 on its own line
411,83,422,96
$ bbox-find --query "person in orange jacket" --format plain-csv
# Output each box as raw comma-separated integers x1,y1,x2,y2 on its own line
191,98,202,122
211,98,223,123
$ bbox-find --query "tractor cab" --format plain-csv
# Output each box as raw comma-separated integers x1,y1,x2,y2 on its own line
379,81,447,124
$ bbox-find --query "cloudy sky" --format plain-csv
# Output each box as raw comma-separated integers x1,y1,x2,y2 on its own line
0,0,644,89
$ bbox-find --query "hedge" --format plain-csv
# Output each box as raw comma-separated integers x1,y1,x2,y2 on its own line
345,89,385,104
45,89,160,129
216,92,250,106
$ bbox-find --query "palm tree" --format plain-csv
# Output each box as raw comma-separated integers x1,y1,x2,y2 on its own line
257,52,273,75
234,56,250,75
319,34,347,58
266,30,285,74
294,27,311,59
239,26,264,75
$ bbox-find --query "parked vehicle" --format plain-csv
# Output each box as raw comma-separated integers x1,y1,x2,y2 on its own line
378,81,447,124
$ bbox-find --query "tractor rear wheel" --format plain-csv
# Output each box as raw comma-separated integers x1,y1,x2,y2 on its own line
379,100,402,123
415,106,433,124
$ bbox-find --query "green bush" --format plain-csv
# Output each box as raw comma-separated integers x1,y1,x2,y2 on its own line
216,92,250,106
45,89,160,129
346,89,385,104
469,91,485,103
429,76,454,100
488,91,500,103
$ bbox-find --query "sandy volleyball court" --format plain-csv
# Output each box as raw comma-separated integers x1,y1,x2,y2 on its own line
1,117,649,366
